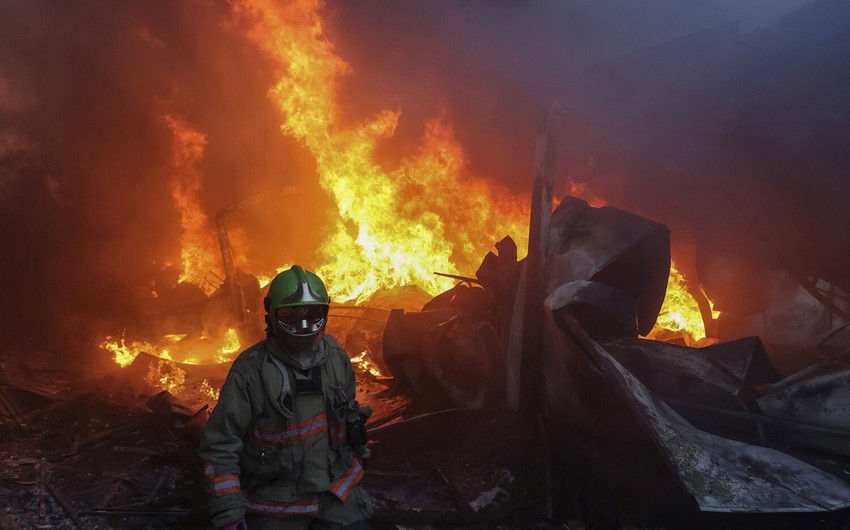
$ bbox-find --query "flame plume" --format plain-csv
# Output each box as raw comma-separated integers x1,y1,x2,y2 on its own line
99,0,717,395
650,261,713,345
234,0,528,302
165,114,222,295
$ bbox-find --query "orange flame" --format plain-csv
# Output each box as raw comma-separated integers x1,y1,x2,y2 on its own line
100,336,148,367
101,0,718,381
164,114,222,295
216,328,242,364
100,327,241,368
146,359,187,395
234,0,528,302
351,350,383,378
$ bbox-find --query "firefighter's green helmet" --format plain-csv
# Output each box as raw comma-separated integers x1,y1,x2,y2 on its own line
264,265,330,350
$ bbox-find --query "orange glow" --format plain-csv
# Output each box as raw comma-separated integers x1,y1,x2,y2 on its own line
164,114,222,295
235,0,528,302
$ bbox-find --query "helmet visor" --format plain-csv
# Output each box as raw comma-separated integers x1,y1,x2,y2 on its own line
276,305,328,336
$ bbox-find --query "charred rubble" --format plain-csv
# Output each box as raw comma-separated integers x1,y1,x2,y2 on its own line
376,196,850,528
2,194,850,530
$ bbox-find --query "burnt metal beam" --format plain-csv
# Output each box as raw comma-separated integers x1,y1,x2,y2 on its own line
215,186,301,324
519,105,558,416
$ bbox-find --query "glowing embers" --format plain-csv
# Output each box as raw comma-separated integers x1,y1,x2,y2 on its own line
350,350,383,378
200,379,221,401
147,358,187,396
118,351,228,405
99,328,237,402
100,328,241,366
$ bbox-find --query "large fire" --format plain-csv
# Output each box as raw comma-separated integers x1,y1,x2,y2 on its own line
99,0,717,398
235,0,529,302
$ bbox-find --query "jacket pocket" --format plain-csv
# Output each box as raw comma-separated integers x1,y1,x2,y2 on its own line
241,420,294,486
241,443,284,485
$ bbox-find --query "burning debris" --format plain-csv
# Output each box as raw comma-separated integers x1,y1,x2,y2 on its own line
3,0,850,529
380,196,850,525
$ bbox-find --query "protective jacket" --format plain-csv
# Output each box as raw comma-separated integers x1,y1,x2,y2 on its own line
200,335,369,528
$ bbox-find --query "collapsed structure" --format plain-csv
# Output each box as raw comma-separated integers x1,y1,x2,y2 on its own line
379,196,850,519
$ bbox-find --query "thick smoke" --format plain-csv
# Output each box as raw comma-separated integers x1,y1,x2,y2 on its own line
1,0,847,358
0,1,324,356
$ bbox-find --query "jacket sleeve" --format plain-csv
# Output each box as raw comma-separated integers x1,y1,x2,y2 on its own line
199,368,253,528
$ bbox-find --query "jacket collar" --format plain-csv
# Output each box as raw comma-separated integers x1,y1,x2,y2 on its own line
266,335,328,371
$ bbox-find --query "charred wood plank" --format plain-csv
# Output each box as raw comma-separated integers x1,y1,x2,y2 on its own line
433,271,483,286
96,479,124,510
434,466,473,513
0,378,63,402
38,458,47,519
0,384,30,431
46,482,86,529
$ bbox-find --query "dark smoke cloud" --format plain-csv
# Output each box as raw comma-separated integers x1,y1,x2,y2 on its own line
2,0,847,357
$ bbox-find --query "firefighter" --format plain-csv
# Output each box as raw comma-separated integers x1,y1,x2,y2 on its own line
200,265,373,529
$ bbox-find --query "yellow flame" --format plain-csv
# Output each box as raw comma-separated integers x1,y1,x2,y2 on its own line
650,261,707,345
100,336,155,367
164,114,222,295
235,0,528,302
216,328,242,363
200,379,221,401
101,330,242,367
350,350,383,378
146,359,187,395
103,1,721,376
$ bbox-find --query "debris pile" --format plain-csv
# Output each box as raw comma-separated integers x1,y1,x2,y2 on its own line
381,196,850,526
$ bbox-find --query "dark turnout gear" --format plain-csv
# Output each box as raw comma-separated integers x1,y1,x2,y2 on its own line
201,266,371,529
200,336,372,527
